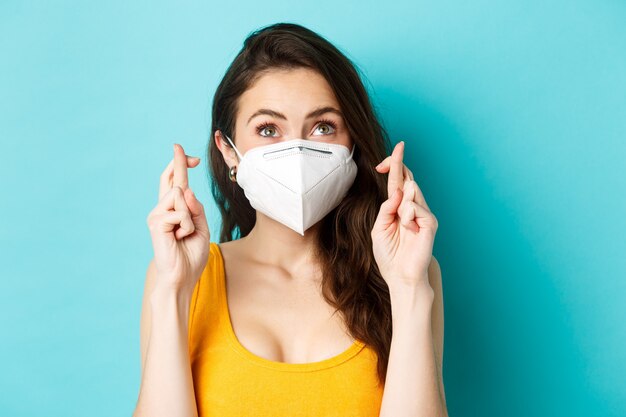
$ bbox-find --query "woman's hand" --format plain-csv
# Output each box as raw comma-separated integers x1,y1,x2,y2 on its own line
371,141,438,292
146,143,211,295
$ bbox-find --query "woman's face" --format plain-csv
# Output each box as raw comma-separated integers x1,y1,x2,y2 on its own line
216,67,353,167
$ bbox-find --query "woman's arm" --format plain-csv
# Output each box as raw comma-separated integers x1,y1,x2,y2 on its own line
133,259,198,417
378,256,448,417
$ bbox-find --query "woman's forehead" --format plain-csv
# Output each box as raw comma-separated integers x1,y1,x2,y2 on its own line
238,68,340,117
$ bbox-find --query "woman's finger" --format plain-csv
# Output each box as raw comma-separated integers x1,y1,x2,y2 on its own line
159,151,201,201
151,185,191,216
375,155,392,170
173,143,192,191
375,156,414,182
153,186,196,240
151,210,195,239
387,141,405,198
398,200,434,232
371,188,404,234
147,187,195,240
403,165,414,181
172,186,195,239
398,200,420,232
183,187,210,235
406,179,429,211
399,180,433,230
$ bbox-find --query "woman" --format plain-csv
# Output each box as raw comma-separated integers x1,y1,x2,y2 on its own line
134,22,447,417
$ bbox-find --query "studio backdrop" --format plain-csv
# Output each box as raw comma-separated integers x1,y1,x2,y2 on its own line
1,1,624,416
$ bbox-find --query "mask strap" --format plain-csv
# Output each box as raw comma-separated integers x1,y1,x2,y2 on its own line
223,134,244,161
349,143,356,159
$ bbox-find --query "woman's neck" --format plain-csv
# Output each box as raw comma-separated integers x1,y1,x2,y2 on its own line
241,212,322,278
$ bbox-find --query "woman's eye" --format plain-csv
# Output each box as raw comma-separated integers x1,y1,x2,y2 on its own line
259,125,278,137
313,123,336,136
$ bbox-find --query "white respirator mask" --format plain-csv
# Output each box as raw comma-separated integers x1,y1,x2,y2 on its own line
224,134,358,236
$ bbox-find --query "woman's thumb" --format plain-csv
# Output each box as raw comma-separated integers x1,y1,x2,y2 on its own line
184,188,209,234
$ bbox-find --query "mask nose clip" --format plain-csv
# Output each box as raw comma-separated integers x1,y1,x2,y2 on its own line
224,132,355,160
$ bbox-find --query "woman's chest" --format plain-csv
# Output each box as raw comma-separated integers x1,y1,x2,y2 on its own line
224,263,356,364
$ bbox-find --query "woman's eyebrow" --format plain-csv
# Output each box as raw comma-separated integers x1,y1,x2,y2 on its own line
246,106,343,125
306,106,343,119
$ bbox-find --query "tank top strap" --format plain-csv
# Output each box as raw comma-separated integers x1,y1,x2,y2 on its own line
188,241,223,361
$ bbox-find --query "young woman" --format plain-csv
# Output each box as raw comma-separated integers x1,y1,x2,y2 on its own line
134,23,447,417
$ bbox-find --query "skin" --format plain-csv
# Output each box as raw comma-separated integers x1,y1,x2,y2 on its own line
134,66,447,416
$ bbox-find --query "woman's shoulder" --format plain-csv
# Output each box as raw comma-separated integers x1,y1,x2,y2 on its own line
212,238,250,267
189,241,235,326
192,241,228,297
213,238,245,252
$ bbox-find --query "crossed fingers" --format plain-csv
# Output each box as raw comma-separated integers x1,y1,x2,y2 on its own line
375,141,430,211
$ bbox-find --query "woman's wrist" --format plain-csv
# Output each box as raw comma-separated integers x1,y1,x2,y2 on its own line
387,276,433,301
388,278,434,324
150,280,194,318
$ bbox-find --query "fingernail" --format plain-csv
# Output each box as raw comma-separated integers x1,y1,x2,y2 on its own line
173,143,178,152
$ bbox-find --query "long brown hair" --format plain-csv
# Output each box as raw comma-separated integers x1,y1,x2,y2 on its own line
207,22,392,386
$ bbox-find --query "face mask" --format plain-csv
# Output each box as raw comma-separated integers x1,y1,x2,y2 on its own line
224,135,358,236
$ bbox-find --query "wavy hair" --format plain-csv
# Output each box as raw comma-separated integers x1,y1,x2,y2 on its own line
207,22,392,386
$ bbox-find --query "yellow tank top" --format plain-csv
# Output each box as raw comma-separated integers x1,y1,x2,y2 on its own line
188,241,385,416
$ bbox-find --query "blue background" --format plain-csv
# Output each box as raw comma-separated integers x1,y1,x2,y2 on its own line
1,1,624,416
